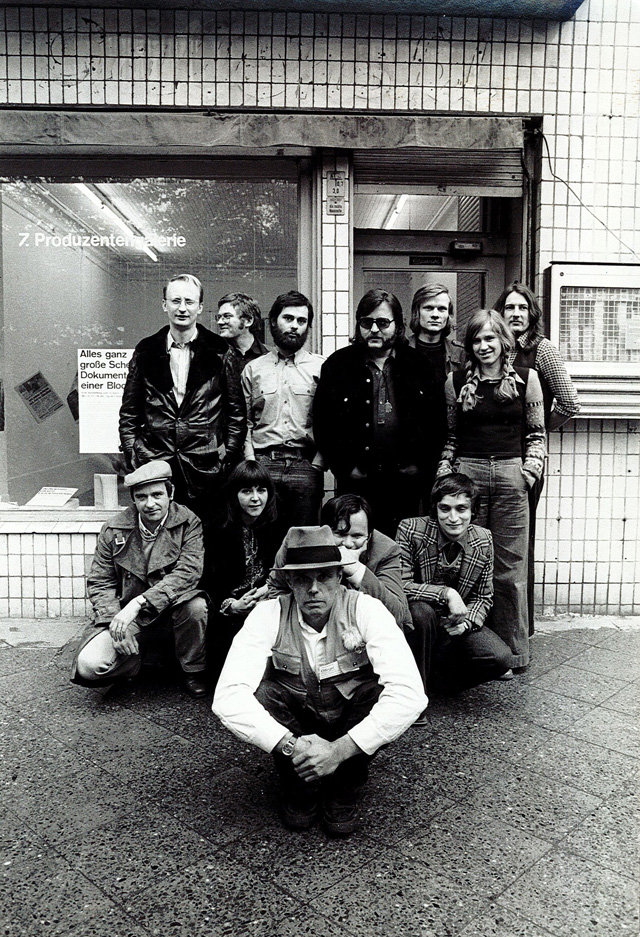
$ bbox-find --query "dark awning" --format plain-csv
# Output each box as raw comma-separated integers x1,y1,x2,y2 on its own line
38,0,586,20
0,112,524,156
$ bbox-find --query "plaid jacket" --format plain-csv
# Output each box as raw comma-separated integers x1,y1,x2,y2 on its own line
396,516,493,632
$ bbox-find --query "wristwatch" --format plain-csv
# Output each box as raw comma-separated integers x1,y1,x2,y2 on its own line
280,734,298,757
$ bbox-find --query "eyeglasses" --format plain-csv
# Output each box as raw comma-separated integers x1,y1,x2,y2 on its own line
359,317,394,331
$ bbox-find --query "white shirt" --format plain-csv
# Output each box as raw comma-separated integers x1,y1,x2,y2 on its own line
166,325,198,405
212,593,427,756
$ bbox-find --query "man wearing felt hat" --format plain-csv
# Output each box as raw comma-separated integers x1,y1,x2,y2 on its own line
71,460,208,699
213,525,426,836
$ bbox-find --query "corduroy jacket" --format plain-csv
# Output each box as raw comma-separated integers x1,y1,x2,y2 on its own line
313,341,446,479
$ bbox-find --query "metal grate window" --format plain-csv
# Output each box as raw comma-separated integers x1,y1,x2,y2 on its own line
0,6,553,110
559,285,640,365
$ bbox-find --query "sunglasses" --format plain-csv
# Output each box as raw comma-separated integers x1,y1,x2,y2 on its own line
359,317,394,331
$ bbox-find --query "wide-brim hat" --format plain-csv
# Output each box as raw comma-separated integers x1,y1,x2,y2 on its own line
273,525,344,571
124,460,173,490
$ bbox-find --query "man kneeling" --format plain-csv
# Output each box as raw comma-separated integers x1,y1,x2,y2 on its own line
71,460,208,699
212,526,426,836
396,473,514,701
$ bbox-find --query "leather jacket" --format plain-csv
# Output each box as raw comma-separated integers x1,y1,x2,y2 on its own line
119,325,246,498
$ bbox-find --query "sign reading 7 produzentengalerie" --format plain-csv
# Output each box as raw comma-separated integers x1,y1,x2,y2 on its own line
78,349,133,453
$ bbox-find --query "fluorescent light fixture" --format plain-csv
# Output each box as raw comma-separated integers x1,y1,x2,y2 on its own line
75,183,158,262
384,194,408,230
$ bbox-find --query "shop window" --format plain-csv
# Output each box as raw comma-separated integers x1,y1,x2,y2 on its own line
546,262,640,417
0,172,299,504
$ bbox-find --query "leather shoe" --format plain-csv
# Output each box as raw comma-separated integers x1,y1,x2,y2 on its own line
322,792,361,837
183,673,208,699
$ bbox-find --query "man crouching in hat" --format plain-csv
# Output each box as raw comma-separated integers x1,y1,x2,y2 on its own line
212,526,426,835
71,460,208,699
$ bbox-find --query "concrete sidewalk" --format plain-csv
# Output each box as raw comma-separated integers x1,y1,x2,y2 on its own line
0,617,638,937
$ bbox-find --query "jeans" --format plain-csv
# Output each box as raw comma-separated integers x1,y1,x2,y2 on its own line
407,600,514,691
256,451,323,529
336,467,421,538
526,474,544,636
74,596,208,685
455,456,530,668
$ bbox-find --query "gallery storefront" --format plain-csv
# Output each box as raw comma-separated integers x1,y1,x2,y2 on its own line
0,0,638,617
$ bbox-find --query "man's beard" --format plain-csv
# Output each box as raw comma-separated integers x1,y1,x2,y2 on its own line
271,322,307,352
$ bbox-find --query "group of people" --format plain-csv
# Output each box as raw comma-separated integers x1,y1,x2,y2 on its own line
71,273,579,835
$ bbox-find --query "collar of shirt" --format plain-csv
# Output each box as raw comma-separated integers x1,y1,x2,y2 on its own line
167,324,199,349
437,527,469,553
471,361,524,384
365,347,396,370
138,511,169,541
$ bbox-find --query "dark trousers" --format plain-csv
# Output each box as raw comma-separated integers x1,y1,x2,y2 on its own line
336,468,421,538
255,677,382,799
73,596,208,687
255,451,323,530
407,600,513,693
527,475,544,636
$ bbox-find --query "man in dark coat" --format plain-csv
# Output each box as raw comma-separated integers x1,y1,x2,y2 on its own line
313,289,446,537
119,273,246,516
71,461,208,698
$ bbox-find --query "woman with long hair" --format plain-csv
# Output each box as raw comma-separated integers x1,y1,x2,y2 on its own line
204,459,282,678
436,309,546,670
493,281,580,636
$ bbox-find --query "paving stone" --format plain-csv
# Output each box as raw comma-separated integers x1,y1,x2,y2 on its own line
129,853,300,937
56,806,220,900
528,661,629,706
0,852,117,937
11,764,146,846
0,804,50,867
217,823,383,901
569,707,640,760
562,789,640,882
564,645,640,683
516,731,639,798
308,852,491,937
0,647,58,677
272,909,355,936
459,905,561,936
463,762,603,841
466,682,594,731
361,763,455,843
594,629,640,655
395,803,552,899
496,849,639,937
599,681,640,719
65,910,154,937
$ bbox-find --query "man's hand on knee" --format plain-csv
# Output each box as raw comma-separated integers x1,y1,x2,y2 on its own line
109,595,145,643
112,627,139,657
292,733,360,782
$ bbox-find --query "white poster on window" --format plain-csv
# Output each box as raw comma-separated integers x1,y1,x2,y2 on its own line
78,349,133,453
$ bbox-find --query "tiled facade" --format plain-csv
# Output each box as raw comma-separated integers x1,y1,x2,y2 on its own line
0,0,638,616
0,516,106,619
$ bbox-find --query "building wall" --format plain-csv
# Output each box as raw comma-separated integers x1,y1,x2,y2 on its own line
0,0,638,615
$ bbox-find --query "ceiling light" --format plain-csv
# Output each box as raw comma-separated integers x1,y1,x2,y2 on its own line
75,183,158,262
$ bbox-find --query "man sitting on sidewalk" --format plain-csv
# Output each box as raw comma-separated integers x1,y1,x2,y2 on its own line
71,460,208,699
212,526,426,836
396,473,514,705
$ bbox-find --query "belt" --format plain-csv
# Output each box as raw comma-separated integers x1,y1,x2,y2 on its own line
258,446,309,460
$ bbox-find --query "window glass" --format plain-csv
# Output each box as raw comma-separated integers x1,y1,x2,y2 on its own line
1,175,298,504
559,285,640,364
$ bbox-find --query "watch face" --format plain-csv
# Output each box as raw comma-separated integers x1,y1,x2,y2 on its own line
282,738,296,756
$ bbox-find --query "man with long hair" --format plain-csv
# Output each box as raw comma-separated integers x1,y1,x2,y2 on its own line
314,289,445,537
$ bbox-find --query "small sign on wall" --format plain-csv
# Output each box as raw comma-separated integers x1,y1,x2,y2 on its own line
78,348,133,453
15,372,64,423
326,171,346,215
